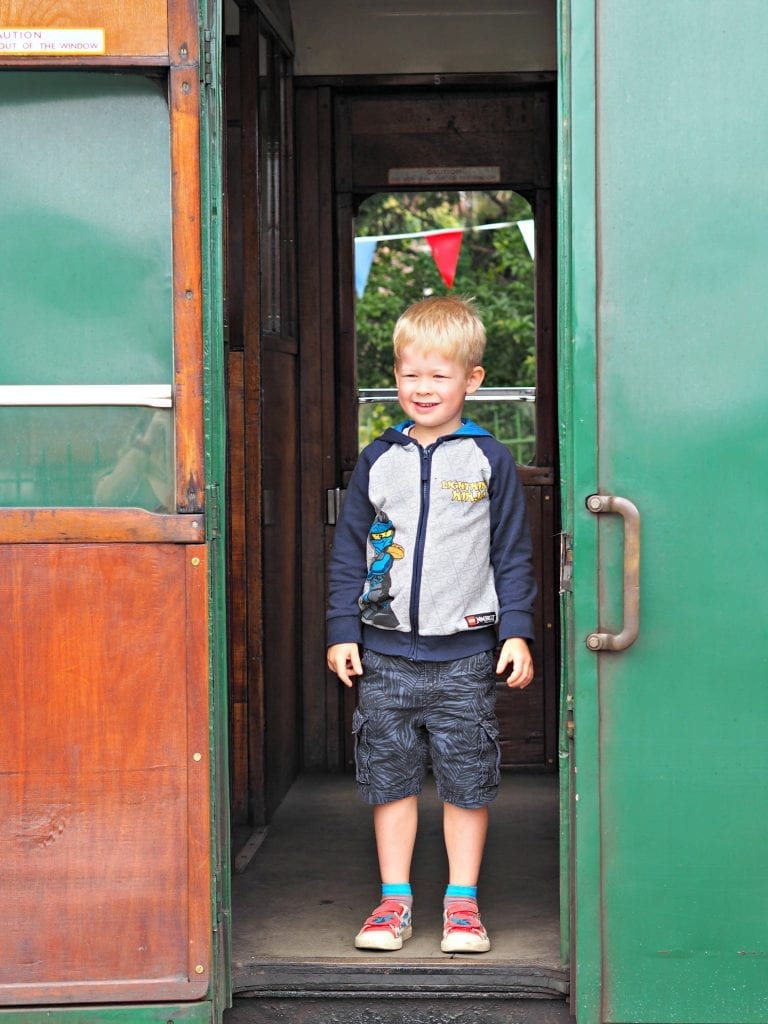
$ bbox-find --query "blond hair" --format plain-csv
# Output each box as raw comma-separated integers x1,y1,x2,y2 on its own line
392,295,486,368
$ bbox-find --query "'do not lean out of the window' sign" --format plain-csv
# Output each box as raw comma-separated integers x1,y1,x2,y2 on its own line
0,28,106,54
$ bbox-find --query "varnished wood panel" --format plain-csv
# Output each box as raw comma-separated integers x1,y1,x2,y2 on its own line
227,351,250,822
0,543,210,1004
262,346,300,818
337,91,546,193
494,483,558,768
0,507,204,544
0,0,168,58
170,60,205,513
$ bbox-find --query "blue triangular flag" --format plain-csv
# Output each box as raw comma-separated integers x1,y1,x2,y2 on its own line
355,237,378,298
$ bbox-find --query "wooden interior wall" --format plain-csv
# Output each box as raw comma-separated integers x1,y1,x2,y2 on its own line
225,17,301,824
332,81,560,769
225,34,252,825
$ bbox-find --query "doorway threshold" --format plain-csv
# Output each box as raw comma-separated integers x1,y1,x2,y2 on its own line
231,772,566,1000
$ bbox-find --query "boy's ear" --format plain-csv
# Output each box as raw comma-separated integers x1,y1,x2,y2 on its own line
465,365,485,394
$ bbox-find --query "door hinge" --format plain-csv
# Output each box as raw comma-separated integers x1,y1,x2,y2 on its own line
565,692,575,740
202,28,212,86
559,532,573,593
206,482,221,540
325,487,347,525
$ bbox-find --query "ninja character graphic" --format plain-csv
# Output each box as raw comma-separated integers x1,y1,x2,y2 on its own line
359,514,405,627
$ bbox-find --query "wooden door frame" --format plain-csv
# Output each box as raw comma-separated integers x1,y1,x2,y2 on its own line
296,73,560,773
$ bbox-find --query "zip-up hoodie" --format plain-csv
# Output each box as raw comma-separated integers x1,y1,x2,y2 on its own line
326,420,536,661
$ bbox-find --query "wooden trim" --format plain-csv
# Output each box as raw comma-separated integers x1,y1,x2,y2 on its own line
295,72,557,90
185,543,213,989
0,508,204,544
236,0,294,55
0,55,170,67
239,5,266,822
168,0,204,513
167,0,199,66
170,62,205,513
296,87,341,772
226,352,250,823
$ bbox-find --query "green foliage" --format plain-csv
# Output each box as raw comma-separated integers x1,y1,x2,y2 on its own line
354,191,535,388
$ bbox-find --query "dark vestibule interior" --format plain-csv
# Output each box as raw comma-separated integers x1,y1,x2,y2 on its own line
222,0,566,1003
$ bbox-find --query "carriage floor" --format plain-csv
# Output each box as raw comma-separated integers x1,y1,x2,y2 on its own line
230,771,566,997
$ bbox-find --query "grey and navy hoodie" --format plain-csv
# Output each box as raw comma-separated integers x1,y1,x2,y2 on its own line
326,419,536,661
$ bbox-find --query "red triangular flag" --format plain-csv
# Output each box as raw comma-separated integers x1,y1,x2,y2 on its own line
425,230,463,289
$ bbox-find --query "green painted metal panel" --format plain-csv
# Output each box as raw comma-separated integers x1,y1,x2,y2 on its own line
199,1,232,1018
559,0,602,1018
0,72,173,385
566,2,768,1021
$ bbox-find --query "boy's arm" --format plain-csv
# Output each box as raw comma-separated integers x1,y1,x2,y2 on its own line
327,642,363,687
496,636,534,689
485,440,537,643
325,449,375,649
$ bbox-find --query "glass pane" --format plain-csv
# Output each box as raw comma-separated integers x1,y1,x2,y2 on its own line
0,72,173,384
354,191,536,461
0,408,174,511
359,397,536,465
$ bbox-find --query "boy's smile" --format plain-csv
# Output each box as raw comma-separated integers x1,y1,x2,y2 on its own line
394,345,485,446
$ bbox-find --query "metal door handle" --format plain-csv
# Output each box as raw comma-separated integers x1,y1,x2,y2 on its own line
585,494,640,651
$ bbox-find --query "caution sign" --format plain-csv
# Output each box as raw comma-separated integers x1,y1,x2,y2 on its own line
0,28,106,54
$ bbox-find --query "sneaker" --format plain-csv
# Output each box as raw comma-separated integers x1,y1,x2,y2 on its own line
441,899,491,953
354,899,413,951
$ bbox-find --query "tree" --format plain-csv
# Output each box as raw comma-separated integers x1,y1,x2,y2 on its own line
354,191,537,461
354,191,535,388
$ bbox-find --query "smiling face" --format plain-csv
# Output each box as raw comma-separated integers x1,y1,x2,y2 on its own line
394,345,485,446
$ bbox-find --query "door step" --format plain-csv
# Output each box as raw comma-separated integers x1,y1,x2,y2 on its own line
227,958,571,1023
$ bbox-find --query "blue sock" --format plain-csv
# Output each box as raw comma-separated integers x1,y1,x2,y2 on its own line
444,884,477,908
382,882,413,909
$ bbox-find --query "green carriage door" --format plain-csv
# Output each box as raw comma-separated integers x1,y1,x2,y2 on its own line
0,12,222,1006
569,2,768,1022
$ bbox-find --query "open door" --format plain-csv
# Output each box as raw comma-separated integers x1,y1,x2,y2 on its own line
0,1,227,1013
567,2,768,1021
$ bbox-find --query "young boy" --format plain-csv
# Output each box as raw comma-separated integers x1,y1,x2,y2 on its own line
326,295,536,954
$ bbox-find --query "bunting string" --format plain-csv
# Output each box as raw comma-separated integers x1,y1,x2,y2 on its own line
354,219,534,297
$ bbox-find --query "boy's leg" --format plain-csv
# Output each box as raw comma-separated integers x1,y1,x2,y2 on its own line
441,802,491,953
443,802,488,885
374,794,418,882
354,796,418,951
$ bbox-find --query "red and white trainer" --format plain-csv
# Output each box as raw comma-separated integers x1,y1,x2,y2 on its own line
354,899,413,951
441,899,491,953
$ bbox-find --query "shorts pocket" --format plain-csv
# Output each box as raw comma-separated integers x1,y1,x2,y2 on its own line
351,706,371,785
478,717,501,789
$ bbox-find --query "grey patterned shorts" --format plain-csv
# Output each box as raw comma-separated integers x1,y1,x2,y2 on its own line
352,649,501,809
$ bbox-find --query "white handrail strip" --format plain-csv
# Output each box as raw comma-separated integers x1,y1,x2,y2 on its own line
0,385,173,408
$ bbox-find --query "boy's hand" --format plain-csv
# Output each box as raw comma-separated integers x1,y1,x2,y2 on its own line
496,637,534,689
327,643,363,687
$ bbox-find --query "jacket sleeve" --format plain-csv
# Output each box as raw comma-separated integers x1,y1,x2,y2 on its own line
484,441,537,641
325,448,376,647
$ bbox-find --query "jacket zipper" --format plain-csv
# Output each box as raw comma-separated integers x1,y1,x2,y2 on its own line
408,442,433,659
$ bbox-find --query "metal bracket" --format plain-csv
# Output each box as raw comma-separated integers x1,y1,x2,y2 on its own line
325,487,346,526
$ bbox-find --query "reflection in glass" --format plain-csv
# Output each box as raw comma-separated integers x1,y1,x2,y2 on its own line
0,407,174,511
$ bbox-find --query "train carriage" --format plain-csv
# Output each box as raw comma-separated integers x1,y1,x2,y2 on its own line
1,2,766,1023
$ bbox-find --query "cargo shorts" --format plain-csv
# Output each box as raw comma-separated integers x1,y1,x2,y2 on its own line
351,648,501,809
